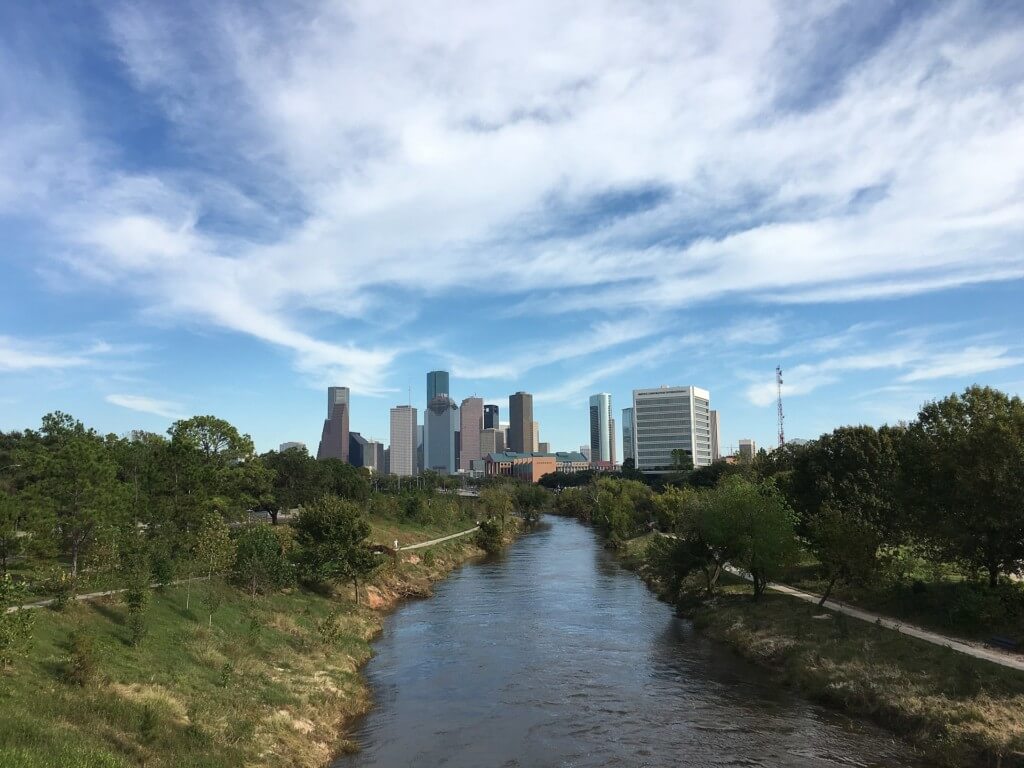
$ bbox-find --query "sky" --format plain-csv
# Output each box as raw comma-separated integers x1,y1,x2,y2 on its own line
2,0,1024,455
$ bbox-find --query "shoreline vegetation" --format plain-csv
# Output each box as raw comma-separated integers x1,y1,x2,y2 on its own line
0,411,536,768
546,385,1024,768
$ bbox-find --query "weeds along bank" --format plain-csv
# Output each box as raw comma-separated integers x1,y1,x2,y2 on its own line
0,521,494,768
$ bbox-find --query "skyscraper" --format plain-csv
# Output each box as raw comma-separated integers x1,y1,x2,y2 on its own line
484,404,499,430
609,415,616,466
508,392,533,453
480,428,505,454
622,407,635,463
389,405,417,476
633,386,712,472
589,392,613,463
710,410,721,461
424,395,458,474
427,370,450,401
317,386,350,461
424,370,457,474
460,397,484,471
738,438,756,460
531,421,540,452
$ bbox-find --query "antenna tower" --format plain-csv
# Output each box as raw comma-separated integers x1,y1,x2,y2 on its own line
776,365,785,448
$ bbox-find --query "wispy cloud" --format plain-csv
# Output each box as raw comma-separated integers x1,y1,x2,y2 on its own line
105,393,185,421
899,345,1024,383
0,336,114,372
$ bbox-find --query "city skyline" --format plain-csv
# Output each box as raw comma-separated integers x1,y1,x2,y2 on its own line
2,2,1023,455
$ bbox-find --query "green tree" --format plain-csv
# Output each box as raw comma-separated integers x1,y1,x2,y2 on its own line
261,446,323,521
807,505,881,605
553,486,593,521
723,477,798,600
0,574,35,667
480,486,514,527
514,483,548,525
593,478,653,541
292,496,377,603
905,386,1024,586
24,413,128,577
0,492,28,574
318,459,372,502
234,524,293,597
194,512,235,625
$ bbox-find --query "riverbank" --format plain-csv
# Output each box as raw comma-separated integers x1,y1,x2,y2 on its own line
0,517,496,768
622,534,1024,767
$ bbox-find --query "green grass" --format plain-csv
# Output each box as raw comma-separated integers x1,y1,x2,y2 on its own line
0,512,485,768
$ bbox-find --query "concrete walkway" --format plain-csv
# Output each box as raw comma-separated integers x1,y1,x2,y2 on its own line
5,576,210,614
723,565,1024,672
399,526,479,551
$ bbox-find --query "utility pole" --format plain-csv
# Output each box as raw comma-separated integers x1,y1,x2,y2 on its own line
776,366,785,448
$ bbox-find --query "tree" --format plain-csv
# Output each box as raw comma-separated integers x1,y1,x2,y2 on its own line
514,484,548,525
593,478,653,541
120,540,152,646
480,486,514,527
234,524,293,598
261,447,323,521
194,512,235,625
23,413,128,578
292,496,377,603
318,459,372,502
0,574,35,667
723,477,798,600
905,386,1024,586
553,486,593,522
807,505,881,606
0,492,27,573
651,485,697,532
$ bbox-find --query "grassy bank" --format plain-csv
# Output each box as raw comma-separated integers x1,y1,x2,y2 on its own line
642,560,1024,767
0,516,487,768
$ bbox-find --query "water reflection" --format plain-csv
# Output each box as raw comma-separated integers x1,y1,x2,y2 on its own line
336,516,924,768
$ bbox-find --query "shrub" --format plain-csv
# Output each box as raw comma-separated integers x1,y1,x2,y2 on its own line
476,518,505,554
66,629,97,686
0,574,35,667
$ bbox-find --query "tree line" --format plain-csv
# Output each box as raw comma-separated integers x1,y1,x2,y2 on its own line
552,386,1024,609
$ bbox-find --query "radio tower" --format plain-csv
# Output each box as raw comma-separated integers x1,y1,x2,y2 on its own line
776,366,785,448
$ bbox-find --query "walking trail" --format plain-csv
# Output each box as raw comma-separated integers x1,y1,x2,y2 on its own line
723,565,1024,672
6,526,482,614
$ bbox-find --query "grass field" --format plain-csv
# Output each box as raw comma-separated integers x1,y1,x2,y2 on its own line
0,513,485,768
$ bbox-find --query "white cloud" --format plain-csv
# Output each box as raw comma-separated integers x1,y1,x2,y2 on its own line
0,336,109,372
4,0,1024,395
106,393,186,421
899,345,1024,383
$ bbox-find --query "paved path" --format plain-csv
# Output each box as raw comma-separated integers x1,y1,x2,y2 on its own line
722,565,1024,672
399,526,479,551
5,576,210,614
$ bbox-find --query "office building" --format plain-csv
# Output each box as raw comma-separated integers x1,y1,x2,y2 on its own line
531,421,540,452
279,441,306,453
710,410,721,461
389,405,417,476
580,445,592,462
622,407,635,463
508,392,533,453
480,428,505,454
427,370,450,401
609,416,616,466
589,393,613,463
483,450,591,483
349,432,370,467
317,386,350,461
460,397,484,471
538,441,550,453
484,404,499,430
425,394,458,474
633,386,712,472
738,438,756,461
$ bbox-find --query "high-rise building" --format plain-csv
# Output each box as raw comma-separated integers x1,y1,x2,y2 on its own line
460,397,484,471
538,441,550,453
484,404,499,430
589,393,613,463
348,432,370,467
425,395,458,474
633,386,712,472
738,438,756,461
580,445,592,462
508,392,533,453
389,405,417,476
279,441,306,453
609,416,616,465
622,407,635,463
317,386,350,461
710,410,721,461
427,370,450,401
480,428,505,455
531,421,540,452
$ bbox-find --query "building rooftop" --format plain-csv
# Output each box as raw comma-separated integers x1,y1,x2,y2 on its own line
484,451,588,463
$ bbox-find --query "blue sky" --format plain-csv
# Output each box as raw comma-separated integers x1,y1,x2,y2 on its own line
2,0,1024,455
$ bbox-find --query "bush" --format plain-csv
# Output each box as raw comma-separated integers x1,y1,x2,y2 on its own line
66,629,97,686
0,574,35,667
47,567,75,610
476,518,505,554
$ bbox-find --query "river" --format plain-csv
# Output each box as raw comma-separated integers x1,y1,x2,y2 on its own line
336,516,925,767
